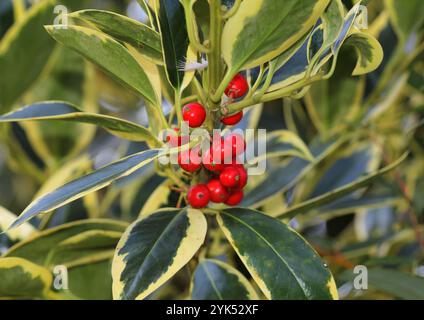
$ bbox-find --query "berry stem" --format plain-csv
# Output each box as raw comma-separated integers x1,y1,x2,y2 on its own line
207,0,224,120
174,90,183,126
223,74,323,115
247,64,265,99
192,76,207,105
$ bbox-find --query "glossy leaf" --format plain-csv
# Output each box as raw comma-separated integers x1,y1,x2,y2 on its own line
45,230,122,267
154,0,193,90
6,149,160,229
342,268,424,300
67,258,114,300
0,101,161,146
0,257,52,299
4,219,128,265
264,4,360,93
250,130,314,164
70,9,163,64
0,0,56,111
241,139,346,207
222,0,330,72
191,259,258,300
367,268,424,299
310,194,400,220
276,153,407,219
112,208,207,300
308,144,380,199
344,31,384,76
34,156,93,198
45,25,158,105
217,208,338,300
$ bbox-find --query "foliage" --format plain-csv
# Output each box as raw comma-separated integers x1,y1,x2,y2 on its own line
0,0,423,300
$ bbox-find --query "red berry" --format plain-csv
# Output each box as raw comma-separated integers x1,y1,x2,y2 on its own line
178,148,201,172
225,73,249,99
221,111,243,126
220,166,241,188
187,184,210,208
225,189,244,206
235,165,248,188
207,179,229,203
224,133,246,157
202,148,225,172
182,103,206,128
202,137,232,171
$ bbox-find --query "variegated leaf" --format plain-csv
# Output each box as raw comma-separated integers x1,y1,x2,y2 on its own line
217,208,338,300
222,0,330,72
191,259,258,300
0,101,161,146
112,208,207,300
70,9,163,64
45,25,158,105
0,257,52,299
6,149,160,229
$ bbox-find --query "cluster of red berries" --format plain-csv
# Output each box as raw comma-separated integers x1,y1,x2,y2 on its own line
168,74,250,209
187,164,247,209
184,134,248,209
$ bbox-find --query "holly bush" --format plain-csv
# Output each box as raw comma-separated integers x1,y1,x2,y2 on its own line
0,0,423,300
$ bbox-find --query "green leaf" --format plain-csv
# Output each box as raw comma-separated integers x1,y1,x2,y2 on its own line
264,3,360,94
112,208,207,300
45,230,122,267
251,129,314,164
45,25,158,105
0,0,56,111
385,0,424,43
308,144,381,199
0,101,161,146
217,208,338,300
261,32,312,92
191,259,258,300
367,269,424,299
0,257,52,299
6,149,160,229
154,0,194,90
67,258,114,300
242,138,347,207
321,0,345,50
276,153,407,219
222,0,330,72
4,219,127,265
344,31,384,76
341,268,424,300
309,194,400,220
70,9,163,64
